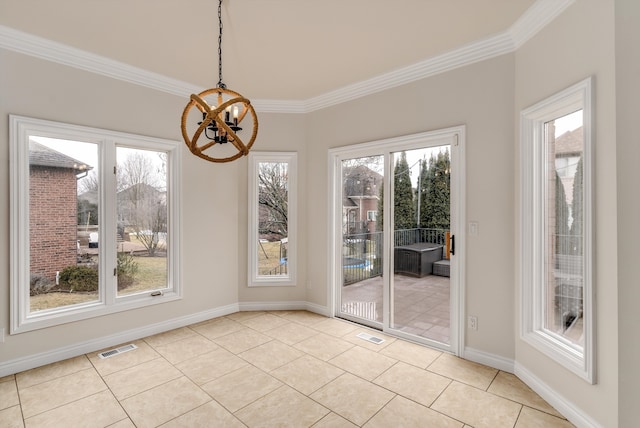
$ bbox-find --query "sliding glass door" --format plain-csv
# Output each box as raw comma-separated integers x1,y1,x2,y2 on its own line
332,128,463,353
390,146,452,345
338,155,384,328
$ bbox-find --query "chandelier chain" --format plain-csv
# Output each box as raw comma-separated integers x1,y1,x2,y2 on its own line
217,0,226,88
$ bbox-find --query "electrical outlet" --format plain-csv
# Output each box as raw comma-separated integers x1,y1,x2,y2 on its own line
468,316,478,331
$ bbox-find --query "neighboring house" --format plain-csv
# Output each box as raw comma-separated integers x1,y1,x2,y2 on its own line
555,126,583,212
77,188,98,227
342,165,382,234
116,183,166,238
546,125,584,332
29,141,91,283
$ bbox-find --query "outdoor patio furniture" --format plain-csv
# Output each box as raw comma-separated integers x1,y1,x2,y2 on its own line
394,242,443,277
433,259,450,277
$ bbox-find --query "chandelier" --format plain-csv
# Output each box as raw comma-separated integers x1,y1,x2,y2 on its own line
181,0,258,163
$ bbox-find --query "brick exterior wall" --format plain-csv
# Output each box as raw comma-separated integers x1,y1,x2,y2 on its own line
29,166,78,282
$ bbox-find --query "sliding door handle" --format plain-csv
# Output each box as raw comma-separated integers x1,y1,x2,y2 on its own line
450,235,455,256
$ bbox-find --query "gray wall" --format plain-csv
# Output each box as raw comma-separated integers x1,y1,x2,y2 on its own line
236,112,308,304
514,1,618,426
305,54,517,358
1,1,631,424
615,0,640,426
0,49,278,363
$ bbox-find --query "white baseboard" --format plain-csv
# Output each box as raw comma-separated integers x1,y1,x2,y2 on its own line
463,346,516,373
237,301,308,312
463,348,603,428
305,301,331,317
514,363,604,428
0,301,331,377
236,300,330,317
0,301,604,428
0,303,239,377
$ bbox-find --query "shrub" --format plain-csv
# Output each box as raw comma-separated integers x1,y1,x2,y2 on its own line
117,251,138,291
30,274,54,296
59,265,98,292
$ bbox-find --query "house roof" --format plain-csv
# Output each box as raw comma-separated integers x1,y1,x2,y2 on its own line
29,141,92,172
556,127,583,156
117,183,165,200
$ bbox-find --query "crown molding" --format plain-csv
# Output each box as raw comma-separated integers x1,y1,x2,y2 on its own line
304,32,515,112
0,24,202,98
304,0,574,112
251,99,307,114
509,0,575,49
0,0,574,114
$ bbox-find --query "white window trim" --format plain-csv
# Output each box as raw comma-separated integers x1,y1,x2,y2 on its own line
519,77,595,383
247,152,297,286
10,115,182,334
327,126,466,355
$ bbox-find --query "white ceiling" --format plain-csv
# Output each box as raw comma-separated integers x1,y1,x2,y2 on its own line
1,0,542,102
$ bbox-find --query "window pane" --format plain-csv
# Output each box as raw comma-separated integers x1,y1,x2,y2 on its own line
257,161,289,277
29,137,99,312
116,147,168,295
545,110,584,348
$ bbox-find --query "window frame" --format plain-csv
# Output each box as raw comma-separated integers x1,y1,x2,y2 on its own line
10,115,182,334
519,77,595,383
247,152,297,287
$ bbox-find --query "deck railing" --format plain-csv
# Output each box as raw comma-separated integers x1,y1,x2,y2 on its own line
342,228,448,285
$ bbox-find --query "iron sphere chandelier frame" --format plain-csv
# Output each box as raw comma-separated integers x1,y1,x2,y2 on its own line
181,0,258,163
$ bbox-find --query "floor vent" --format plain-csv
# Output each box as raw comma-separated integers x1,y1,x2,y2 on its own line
356,332,385,344
98,343,138,359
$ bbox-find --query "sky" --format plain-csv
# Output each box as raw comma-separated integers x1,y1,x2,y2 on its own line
31,136,98,170
30,136,166,182
553,109,583,137
398,146,450,187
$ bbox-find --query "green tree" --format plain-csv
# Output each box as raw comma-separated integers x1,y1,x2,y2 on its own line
416,158,432,227
423,150,450,230
377,182,384,231
393,152,415,229
569,156,583,255
555,170,570,255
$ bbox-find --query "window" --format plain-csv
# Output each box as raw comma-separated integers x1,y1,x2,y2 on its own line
248,152,297,286
10,115,181,333
520,78,595,382
367,210,377,222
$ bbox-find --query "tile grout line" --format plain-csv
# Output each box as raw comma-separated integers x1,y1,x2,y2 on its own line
11,311,574,427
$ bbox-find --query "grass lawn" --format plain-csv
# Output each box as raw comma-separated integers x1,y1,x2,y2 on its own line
30,255,168,311
258,241,286,275
119,255,167,296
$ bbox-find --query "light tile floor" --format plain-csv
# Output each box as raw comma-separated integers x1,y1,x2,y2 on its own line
0,311,575,428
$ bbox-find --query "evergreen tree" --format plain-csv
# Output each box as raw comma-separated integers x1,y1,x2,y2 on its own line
555,170,570,255
423,149,450,230
417,158,432,227
377,182,384,231
393,152,415,229
569,156,583,255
